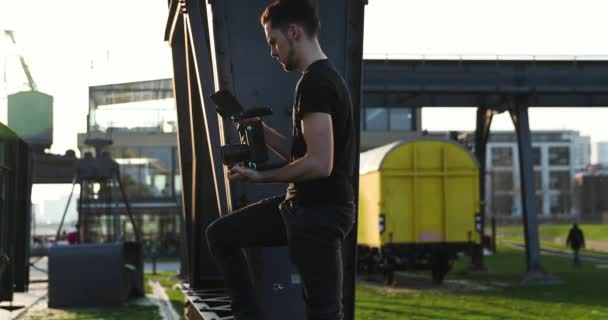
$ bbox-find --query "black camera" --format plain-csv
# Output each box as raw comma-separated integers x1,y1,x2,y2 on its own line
210,90,275,170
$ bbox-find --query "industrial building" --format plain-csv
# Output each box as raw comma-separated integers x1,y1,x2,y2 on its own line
421,130,590,220
483,130,590,219
77,80,180,257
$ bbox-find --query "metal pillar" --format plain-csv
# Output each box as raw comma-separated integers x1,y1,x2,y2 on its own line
342,2,365,319
168,2,194,281
472,107,494,269
509,100,542,272
185,4,223,288
167,0,230,288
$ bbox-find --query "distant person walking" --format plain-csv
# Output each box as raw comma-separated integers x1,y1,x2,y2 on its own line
566,223,585,267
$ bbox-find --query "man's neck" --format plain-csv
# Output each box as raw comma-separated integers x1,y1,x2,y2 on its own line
296,41,327,73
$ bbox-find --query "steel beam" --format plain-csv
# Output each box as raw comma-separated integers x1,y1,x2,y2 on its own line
510,100,542,272
472,107,494,269
362,59,608,107
184,9,223,288
169,7,195,285
341,1,365,319
184,0,227,216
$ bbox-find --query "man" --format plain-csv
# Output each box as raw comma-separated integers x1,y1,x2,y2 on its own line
566,223,585,267
205,1,356,319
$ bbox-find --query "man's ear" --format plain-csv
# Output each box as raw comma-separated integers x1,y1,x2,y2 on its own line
288,23,301,41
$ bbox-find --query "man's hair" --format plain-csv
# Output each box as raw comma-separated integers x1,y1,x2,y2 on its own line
260,0,320,38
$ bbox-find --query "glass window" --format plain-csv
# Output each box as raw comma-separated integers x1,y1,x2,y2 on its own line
532,147,541,166
535,195,543,215
492,195,514,216
534,170,542,191
365,107,388,131
491,147,513,167
0,141,5,165
492,171,513,192
360,108,365,130
172,147,181,197
549,171,571,191
550,193,571,215
141,147,173,197
108,146,177,200
92,99,177,133
174,175,182,197
110,145,139,159
389,108,412,131
549,146,570,166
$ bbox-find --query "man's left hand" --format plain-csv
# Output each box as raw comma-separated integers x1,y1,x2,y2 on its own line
228,163,265,182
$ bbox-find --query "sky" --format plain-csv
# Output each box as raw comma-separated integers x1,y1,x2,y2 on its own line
1,0,608,222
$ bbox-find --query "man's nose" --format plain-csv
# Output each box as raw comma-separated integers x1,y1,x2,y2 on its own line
271,48,278,58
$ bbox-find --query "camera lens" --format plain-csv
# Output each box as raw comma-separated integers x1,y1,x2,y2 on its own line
221,144,251,165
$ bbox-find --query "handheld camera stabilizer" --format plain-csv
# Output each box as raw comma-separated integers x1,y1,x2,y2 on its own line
210,90,280,171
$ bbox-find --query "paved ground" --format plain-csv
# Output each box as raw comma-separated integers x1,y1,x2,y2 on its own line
0,258,181,320
586,240,608,252
550,237,608,252
0,257,48,320
507,241,608,264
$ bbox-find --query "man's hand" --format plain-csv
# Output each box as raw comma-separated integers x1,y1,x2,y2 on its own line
228,163,265,182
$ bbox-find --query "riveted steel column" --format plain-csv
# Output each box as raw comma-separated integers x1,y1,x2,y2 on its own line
510,100,542,272
167,1,195,285
342,1,366,319
166,0,224,288
472,107,494,268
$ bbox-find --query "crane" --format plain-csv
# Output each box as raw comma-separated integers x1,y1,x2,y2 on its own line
3,30,37,91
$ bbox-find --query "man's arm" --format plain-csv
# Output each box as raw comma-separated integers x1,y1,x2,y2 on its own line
263,122,291,160
229,112,333,183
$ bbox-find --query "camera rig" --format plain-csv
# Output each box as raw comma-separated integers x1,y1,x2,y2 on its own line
210,90,278,170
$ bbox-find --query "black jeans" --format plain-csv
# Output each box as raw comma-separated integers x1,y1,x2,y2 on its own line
206,195,355,320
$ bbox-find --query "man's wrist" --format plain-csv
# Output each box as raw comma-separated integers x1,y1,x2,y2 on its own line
257,169,274,183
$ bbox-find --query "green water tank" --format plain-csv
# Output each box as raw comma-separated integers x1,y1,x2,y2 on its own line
7,90,53,148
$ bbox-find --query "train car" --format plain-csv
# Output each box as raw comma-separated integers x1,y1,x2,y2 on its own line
357,138,481,283
0,123,32,304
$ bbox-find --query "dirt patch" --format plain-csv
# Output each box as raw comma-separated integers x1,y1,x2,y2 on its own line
359,272,497,294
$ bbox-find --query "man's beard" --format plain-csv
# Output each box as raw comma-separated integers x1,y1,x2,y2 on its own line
281,41,296,71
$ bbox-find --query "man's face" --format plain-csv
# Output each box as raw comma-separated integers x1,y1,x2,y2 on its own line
264,22,296,71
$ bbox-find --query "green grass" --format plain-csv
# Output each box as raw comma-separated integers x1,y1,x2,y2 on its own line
24,305,161,320
355,247,608,320
145,272,185,319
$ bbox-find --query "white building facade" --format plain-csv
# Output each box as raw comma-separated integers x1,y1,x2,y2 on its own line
597,142,608,167
485,131,590,218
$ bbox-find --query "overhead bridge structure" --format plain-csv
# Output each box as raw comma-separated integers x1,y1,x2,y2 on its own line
363,59,608,107
363,58,608,273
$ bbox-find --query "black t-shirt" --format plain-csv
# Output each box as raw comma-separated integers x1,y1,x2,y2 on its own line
285,59,355,206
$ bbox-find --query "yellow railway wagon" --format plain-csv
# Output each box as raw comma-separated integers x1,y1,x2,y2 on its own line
357,138,481,283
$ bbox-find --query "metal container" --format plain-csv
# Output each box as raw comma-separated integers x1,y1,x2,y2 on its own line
0,123,32,302
7,90,53,149
358,138,480,283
